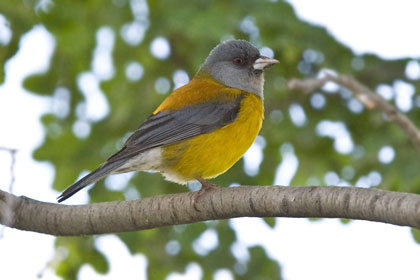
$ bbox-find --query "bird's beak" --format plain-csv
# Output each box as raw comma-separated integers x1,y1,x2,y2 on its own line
253,56,279,70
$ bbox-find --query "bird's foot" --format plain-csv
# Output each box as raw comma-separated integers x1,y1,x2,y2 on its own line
192,177,220,211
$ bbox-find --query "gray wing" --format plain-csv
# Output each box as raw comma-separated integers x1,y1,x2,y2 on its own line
106,95,243,163
57,95,243,202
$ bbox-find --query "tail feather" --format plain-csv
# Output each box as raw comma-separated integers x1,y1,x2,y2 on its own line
57,159,126,203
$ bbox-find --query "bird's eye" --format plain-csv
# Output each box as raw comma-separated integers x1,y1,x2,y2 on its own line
232,57,244,66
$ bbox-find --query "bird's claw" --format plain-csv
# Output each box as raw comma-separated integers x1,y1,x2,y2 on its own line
192,177,220,211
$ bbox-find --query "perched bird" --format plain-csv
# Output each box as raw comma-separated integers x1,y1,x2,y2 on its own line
57,39,278,202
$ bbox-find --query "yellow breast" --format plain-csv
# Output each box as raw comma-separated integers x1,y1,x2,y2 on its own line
161,92,264,183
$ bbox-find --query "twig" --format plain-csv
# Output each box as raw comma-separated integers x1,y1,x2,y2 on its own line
0,147,17,238
0,147,17,194
8,150,16,194
288,74,420,152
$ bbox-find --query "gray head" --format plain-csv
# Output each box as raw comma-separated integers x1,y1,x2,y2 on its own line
197,40,278,98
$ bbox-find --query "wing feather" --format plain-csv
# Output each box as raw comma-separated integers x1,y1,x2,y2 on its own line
106,95,243,163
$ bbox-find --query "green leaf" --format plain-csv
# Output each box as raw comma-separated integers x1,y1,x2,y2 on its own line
411,228,420,244
263,217,276,228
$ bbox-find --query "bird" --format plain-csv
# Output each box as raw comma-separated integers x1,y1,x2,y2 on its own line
57,39,278,202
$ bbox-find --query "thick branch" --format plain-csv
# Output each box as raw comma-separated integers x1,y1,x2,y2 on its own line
1,186,420,236
288,75,420,153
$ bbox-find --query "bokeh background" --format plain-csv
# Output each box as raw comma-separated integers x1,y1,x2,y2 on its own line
1,0,420,279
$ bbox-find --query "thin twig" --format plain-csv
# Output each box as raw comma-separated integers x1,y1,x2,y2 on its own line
0,147,17,151
288,74,420,152
8,150,16,194
0,147,17,193
0,147,17,238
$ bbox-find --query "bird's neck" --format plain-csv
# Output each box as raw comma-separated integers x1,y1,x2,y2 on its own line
194,68,264,100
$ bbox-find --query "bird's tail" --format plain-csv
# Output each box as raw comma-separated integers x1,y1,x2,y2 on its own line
57,159,126,203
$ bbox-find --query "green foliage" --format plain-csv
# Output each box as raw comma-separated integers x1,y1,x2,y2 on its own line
55,237,108,279
2,0,420,279
411,228,420,244
244,246,281,280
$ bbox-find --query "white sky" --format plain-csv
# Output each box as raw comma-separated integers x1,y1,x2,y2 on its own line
289,0,420,59
1,1,420,279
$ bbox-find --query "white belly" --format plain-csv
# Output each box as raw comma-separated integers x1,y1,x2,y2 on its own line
112,147,163,173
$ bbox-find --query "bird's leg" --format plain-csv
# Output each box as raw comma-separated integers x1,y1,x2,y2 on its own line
192,177,220,211
196,176,219,191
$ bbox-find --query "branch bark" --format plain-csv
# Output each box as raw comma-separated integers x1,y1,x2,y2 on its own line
1,186,420,236
288,74,420,153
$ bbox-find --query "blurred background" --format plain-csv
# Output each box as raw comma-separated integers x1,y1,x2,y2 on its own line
1,0,420,279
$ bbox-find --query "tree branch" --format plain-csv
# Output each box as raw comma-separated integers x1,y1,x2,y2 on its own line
1,186,420,236
288,75,420,153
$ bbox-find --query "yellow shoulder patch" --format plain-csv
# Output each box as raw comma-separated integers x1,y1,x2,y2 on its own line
153,78,243,114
